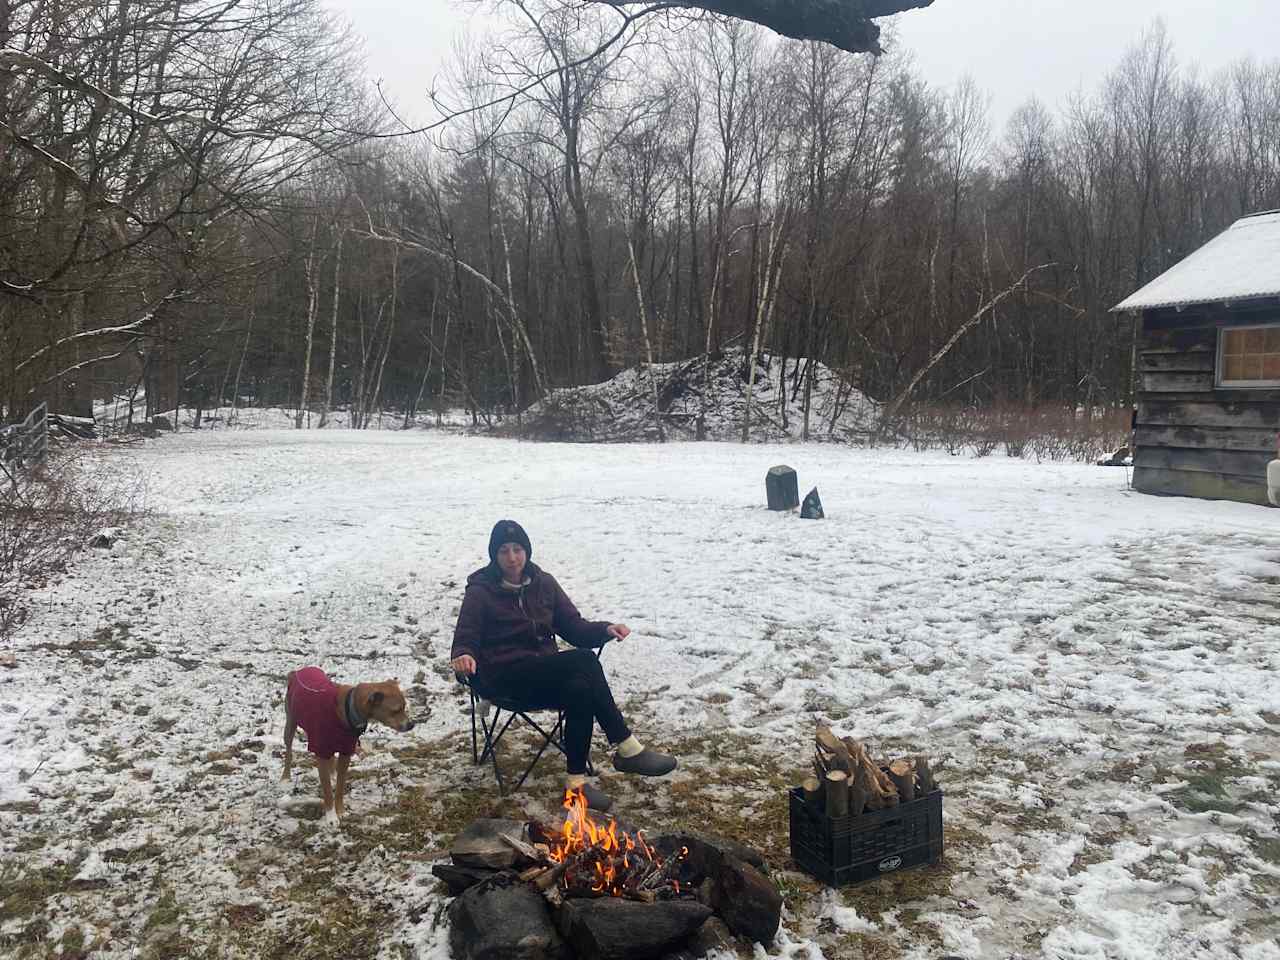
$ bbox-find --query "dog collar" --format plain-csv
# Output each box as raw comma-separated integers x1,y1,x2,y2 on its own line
343,690,368,736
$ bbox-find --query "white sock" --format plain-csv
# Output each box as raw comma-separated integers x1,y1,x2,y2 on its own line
615,735,644,758
565,773,587,789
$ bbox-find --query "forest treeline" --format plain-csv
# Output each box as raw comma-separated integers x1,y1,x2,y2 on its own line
3,1,1278,433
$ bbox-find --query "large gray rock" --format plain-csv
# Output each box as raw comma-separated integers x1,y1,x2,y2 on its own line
712,857,780,945
555,898,712,960
651,832,769,877
765,466,799,511
651,833,780,945
450,819,529,869
448,881,569,960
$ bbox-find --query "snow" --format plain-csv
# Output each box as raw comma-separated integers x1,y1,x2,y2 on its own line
1113,210,1280,311
2,429,1279,959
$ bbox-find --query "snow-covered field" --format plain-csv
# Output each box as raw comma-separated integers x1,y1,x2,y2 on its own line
2,430,1279,960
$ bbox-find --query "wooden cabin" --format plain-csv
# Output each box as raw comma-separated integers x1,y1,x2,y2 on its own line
1113,210,1280,506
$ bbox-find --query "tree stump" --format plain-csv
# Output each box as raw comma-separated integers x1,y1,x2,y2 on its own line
765,465,799,511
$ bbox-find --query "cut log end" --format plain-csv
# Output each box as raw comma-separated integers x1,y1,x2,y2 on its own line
802,776,822,810
888,759,915,804
824,770,849,818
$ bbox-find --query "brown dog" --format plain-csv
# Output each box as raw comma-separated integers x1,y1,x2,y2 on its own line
281,666,414,824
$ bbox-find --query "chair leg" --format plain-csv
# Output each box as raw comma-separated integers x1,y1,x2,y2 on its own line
482,708,521,796
474,703,598,797
469,689,479,765
480,710,520,766
509,712,564,792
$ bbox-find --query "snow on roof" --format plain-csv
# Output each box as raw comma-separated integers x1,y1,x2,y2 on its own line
1112,210,1280,312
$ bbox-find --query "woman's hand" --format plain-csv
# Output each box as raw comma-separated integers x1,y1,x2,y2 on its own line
606,623,630,641
451,654,477,676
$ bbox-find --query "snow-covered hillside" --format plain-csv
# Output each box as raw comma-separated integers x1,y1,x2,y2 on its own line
1,431,1278,960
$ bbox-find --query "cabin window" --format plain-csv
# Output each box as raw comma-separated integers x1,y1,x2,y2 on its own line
1218,323,1280,387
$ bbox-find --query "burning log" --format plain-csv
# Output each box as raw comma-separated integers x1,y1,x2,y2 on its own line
534,860,570,891
538,788,688,904
500,832,549,866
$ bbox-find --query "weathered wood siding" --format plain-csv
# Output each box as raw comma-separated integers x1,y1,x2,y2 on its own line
1134,305,1280,505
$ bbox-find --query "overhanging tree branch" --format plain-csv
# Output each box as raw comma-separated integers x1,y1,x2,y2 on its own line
585,0,935,54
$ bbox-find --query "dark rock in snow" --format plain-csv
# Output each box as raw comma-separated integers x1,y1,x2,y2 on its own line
449,881,569,960
800,487,825,519
765,465,799,511
89,528,121,549
555,897,712,960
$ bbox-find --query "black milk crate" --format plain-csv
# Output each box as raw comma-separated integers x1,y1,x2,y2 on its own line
789,787,943,887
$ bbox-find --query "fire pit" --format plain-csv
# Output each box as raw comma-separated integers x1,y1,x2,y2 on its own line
438,789,782,960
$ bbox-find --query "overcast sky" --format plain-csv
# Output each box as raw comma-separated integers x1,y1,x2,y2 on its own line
326,0,1280,135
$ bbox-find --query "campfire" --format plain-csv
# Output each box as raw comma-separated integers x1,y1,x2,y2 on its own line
523,788,688,904
439,789,783,960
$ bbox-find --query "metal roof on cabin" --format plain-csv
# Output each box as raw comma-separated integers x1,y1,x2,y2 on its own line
1111,210,1280,312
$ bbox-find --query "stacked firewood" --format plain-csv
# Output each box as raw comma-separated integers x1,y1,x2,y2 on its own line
803,725,938,818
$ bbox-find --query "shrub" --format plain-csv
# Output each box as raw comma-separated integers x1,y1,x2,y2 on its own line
0,447,143,641
880,402,1129,464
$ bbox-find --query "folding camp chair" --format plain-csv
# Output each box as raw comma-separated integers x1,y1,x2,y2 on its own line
459,641,610,796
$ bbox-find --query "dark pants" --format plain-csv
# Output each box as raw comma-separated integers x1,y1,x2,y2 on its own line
483,649,631,775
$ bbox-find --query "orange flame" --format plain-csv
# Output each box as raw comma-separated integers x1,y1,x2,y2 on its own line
549,788,682,897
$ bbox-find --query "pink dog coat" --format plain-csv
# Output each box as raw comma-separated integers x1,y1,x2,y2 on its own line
286,666,359,758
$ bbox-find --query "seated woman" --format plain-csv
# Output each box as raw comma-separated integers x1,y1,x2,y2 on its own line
450,519,676,811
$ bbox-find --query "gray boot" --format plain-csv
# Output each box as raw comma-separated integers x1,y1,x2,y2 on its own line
612,747,677,777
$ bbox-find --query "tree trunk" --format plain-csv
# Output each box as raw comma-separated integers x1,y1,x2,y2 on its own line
295,217,321,430
627,234,664,442
366,249,398,429
320,230,344,429
881,263,1055,425
230,296,255,427
743,215,788,443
